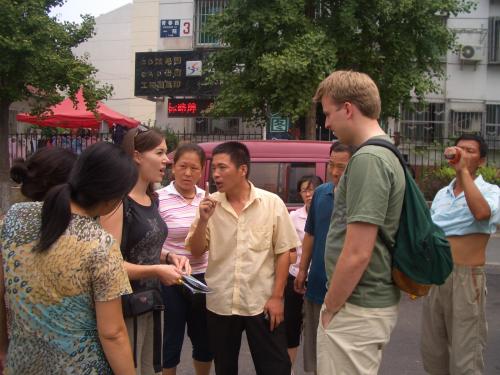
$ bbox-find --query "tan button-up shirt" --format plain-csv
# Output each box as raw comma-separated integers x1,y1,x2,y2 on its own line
186,183,301,316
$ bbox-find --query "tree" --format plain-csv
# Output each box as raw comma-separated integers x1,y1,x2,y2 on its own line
0,0,112,213
204,0,337,133
204,0,475,136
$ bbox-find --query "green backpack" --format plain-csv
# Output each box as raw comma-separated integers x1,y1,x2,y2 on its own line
359,139,453,297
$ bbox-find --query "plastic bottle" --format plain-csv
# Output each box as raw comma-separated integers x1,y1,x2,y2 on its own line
444,148,461,165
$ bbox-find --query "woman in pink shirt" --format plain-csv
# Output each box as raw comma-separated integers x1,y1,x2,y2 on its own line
285,175,323,371
157,144,213,375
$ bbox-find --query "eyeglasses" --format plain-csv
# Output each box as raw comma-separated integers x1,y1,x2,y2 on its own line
299,188,315,194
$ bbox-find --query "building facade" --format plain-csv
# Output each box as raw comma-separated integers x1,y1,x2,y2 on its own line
397,0,500,151
72,0,500,147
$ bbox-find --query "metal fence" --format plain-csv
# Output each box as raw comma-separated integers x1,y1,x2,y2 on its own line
394,135,500,169
6,133,115,164
7,131,500,170
173,130,262,144
6,131,263,165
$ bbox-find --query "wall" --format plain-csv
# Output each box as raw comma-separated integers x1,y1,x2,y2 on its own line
73,3,156,125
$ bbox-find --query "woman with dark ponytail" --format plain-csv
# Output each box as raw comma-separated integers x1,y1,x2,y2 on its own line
0,142,138,375
101,127,191,375
9,147,77,201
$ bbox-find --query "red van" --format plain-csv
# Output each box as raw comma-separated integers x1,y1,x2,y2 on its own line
187,140,333,209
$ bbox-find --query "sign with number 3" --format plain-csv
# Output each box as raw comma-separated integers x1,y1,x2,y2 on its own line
181,19,192,37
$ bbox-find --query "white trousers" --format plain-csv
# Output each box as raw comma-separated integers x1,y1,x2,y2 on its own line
317,302,399,375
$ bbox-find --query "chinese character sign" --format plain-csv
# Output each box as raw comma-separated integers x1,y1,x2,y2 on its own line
168,99,213,117
135,51,216,97
160,19,180,38
160,19,193,38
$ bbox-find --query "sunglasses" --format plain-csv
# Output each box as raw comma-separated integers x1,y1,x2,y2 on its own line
134,126,152,138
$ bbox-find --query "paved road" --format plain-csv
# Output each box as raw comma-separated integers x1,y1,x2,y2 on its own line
486,234,500,265
176,268,500,375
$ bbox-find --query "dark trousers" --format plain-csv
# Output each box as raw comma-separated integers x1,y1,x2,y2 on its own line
207,310,291,375
284,274,304,348
161,273,213,368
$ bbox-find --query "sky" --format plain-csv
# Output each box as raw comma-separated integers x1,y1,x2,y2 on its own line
50,0,132,23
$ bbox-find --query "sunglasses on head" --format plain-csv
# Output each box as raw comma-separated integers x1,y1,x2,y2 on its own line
134,126,152,138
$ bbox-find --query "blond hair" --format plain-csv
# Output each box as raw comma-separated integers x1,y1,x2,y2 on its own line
314,70,381,119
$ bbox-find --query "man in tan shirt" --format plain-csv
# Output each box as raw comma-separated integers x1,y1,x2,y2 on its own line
186,141,300,375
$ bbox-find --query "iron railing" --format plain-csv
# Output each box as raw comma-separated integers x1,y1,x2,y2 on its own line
6,131,263,165
7,131,500,169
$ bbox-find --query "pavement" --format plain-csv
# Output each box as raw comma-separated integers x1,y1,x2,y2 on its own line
173,237,500,375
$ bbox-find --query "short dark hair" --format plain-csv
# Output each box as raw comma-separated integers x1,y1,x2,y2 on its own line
173,143,206,166
37,142,138,252
212,141,251,179
296,175,323,193
455,134,488,158
330,141,356,156
10,147,77,201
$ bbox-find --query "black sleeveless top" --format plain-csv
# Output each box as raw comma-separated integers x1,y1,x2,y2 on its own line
121,196,168,292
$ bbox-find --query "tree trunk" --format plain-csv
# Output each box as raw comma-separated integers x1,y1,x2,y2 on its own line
0,100,14,215
305,101,317,140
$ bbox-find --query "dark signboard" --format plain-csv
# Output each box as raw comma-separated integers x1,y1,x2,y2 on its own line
134,50,215,97
160,19,180,38
168,99,213,117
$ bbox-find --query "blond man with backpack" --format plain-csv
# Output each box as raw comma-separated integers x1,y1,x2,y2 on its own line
314,71,405,375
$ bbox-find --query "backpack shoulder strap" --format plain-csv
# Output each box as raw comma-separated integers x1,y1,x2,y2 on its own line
357,139,409,254
357,139,408,174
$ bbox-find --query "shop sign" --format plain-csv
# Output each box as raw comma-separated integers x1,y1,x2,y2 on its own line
168,99,213,117
135,51,215,97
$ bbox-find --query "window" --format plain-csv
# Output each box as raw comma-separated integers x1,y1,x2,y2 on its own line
486,104,500,149
488,17,500,63
208,162,316,204
400,103,445,142
450,111,483,137
195,0,227,46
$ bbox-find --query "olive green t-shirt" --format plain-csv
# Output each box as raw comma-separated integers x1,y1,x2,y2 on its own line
324,135,405,308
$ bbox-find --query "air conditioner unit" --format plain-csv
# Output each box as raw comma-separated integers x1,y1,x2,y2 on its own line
460,45,482,61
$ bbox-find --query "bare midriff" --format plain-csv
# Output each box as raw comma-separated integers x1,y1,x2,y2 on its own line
447,233,490,267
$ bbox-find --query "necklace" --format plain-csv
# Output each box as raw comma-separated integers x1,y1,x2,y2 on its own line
174,183,196,200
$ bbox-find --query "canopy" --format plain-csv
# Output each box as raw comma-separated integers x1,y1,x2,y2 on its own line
16,89,140,129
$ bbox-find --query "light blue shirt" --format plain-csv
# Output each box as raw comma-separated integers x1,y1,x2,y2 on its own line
431,175,500,236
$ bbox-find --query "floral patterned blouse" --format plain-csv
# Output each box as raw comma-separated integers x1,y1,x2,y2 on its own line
0,202,132,374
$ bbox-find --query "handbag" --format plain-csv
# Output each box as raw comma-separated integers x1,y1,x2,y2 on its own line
122,288,164,318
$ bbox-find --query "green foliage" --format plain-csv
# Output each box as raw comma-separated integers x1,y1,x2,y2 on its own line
163,128,179,152
0,0,112,111
204,0,337,124
420,165,454,201
478,165,500,185
0,0,111,213
204,0,475,123
420,164,500,200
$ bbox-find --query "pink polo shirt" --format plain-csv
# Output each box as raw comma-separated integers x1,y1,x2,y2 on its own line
157,182,208,274
288,205,307,277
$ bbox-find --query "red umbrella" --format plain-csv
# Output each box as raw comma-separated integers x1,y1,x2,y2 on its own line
16,89,140,129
